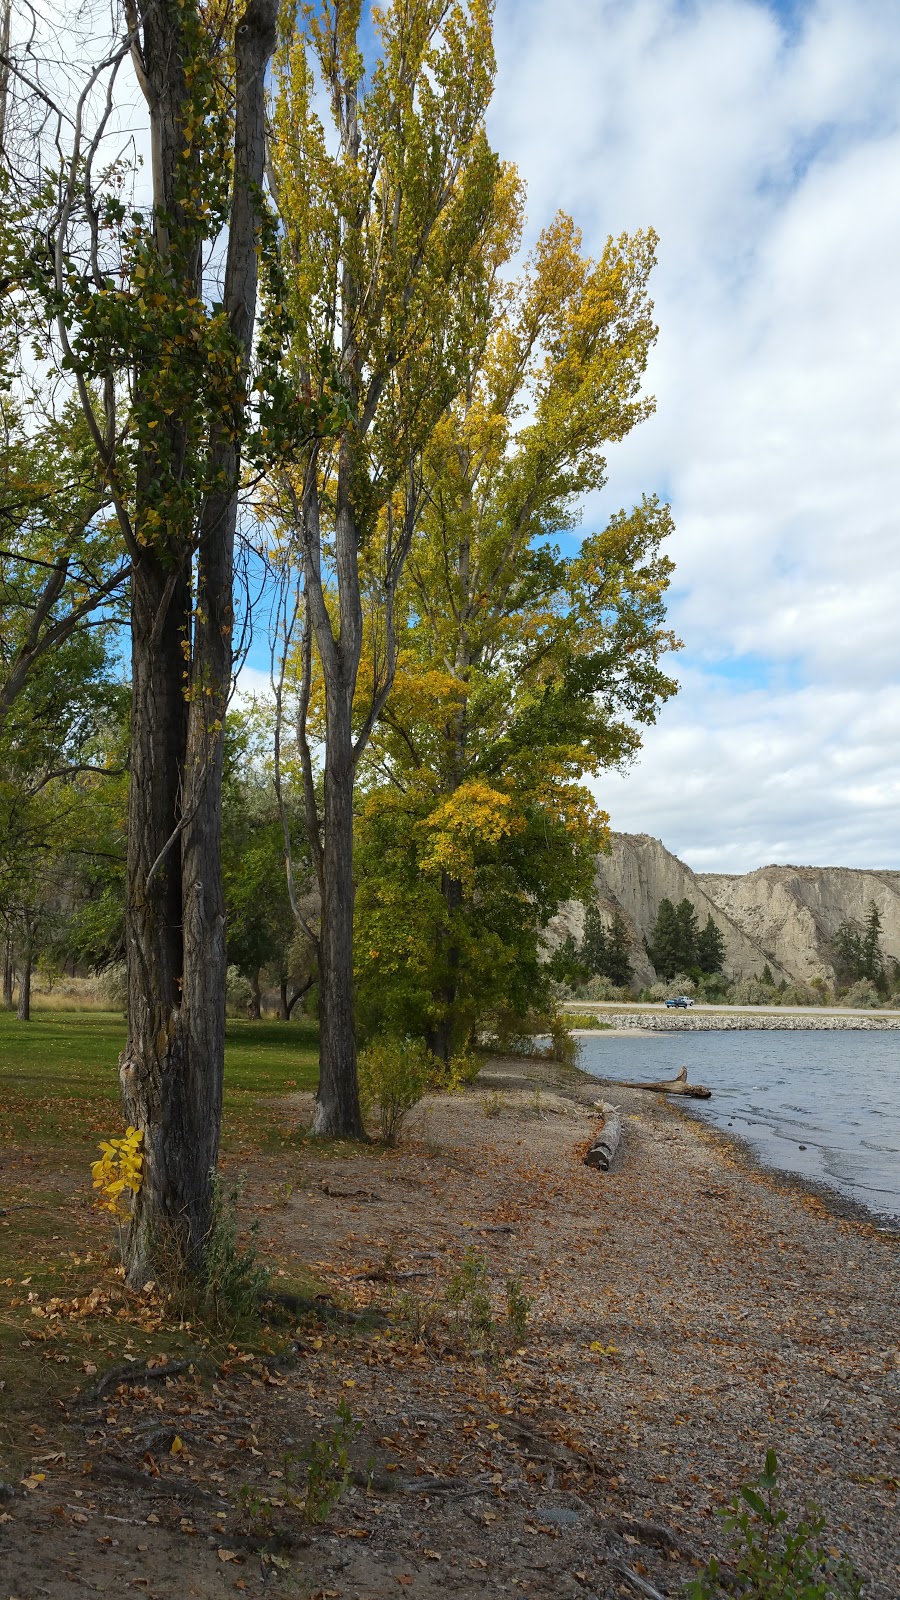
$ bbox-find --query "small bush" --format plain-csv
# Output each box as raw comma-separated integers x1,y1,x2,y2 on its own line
480,1089,503,1119
446,1247,494,1352
505,1274,532,1342
647,974,697,1001
428,1047,481,1092
100,962,128,1013
200,1173,269,1331
225,965,252,1016
358,1036,431,1145
730,976,771,1006
841,978,881,1009
686,1450,862,1600
575,974,628,1002
283,1401,361,1523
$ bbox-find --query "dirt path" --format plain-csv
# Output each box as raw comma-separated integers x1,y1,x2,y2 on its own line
1,1057,897,1599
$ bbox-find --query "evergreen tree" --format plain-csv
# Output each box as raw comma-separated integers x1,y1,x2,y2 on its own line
760,961,774,987
648,898,680,979
832,918,862,986
832,908,886,990
605,911,633,987
581,903,610,977
861,902,885,987
674,898,699,970
697,913,727,975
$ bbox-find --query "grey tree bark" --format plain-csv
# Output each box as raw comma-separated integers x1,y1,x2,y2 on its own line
2,937,13,1009
16,915,33,1021
248,969,262,1020
117,0,277,1285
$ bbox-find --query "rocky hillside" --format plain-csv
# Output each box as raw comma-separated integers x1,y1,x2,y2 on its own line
699,861,900,985
571,833,900,987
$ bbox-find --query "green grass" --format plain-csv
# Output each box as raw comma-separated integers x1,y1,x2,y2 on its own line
0,1009,322,1463
0,1010,319,1147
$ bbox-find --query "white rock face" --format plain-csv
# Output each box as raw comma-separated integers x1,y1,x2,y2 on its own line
553,834,900,987
592,833,792,983
699,863,900,984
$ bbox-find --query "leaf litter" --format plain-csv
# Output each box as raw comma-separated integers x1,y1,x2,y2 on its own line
0,1056,897,1597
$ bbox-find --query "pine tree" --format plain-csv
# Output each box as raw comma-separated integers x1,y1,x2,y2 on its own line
674,898,699,971
648,898,680,979
606,911,633,987
581,903,610,977
833,919,863,986
697,914,726,975
861,902,884,987
548,934,588,987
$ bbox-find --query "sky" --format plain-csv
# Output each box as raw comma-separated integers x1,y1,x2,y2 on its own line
21,0,899,875
479,0,900,873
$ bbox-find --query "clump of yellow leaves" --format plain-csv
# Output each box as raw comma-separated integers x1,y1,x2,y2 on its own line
90,1127,144,1219
418,781,525,891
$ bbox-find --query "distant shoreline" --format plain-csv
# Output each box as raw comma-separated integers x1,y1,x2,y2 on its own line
564,1005,900,1031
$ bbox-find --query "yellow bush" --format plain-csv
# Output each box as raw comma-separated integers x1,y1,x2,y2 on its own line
90,1126,144,1219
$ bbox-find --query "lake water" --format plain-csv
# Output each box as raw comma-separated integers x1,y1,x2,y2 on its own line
578,1029,900,1226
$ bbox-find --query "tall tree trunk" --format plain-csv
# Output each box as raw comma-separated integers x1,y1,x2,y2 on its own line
16,919,33,1021
248,969,262,1020
312,699,365,1138
427,872,464,1064
118,553,191,1278
279,975,289,1021
2,938,13,1009
119,0,277,1286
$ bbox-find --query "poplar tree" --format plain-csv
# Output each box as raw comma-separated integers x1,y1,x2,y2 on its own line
354,213,676,1053
267,0,505,1134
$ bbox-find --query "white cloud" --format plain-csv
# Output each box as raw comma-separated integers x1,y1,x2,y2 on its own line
595,667,900,872
490,0,900,869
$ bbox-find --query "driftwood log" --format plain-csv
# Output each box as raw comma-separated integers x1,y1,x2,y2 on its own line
616,1064,711,1099
583,1102,622,1171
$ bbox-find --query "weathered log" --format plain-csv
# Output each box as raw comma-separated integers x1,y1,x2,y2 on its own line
583,1102,623,1171
616,1064,711,1098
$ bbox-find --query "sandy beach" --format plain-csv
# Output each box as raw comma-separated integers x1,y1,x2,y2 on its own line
2,1055,897,1599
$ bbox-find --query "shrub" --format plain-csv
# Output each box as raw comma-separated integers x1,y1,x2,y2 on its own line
428,1047,480,1092
647,974,697,1001
446,1247,494,1352
480,1089,503,1118
100,962,128,1013
199,1173,269,1331
686,1449,862,1599
841,978,881,1009
283,1400,360,1523
575,973,628,1002
225,965,252,1016
731,976,771,1006
505,1274,532,1342
357,1036,431,1145
481,1006,579,1066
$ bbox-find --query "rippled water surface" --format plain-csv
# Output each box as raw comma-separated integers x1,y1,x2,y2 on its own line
579,1029,900,1223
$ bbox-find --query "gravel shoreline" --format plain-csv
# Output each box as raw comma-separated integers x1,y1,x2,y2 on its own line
3,1059,897,1600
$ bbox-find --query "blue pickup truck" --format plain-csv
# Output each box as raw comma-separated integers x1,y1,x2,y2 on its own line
665,995,695,1008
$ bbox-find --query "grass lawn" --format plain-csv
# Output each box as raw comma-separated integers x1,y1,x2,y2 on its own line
0,1011,322,1463
0,1009,319,1146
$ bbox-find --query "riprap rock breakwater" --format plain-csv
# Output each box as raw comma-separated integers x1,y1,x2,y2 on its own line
593,1011,900,1031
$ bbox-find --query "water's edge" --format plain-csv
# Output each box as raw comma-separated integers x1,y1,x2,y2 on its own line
577,1030,900,1228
